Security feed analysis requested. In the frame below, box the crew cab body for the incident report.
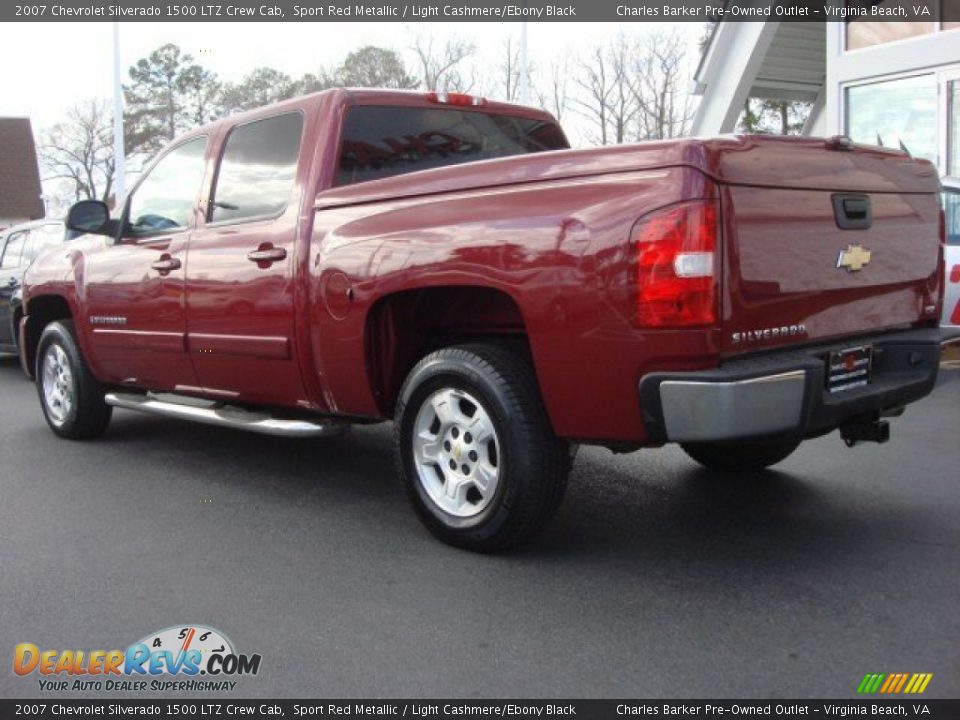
[20,89,957,551]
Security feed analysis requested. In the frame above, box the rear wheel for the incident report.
[395,344,569,552]
[681,438,801,473]
[36,320,112,439]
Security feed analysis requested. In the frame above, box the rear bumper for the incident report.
[639,327,960,444]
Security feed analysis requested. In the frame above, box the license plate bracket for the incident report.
[826,345,873,393]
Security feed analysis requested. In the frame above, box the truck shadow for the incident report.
[5,348,940,581]
[98,408,934,583]
[523,448,939,579]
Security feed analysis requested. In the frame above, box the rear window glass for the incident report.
[335,105,568,187]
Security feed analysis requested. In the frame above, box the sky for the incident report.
[0,21,706,211]
[0,21,705,129]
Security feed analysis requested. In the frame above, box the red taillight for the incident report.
[426,92,487,107]
[633,200,719,328]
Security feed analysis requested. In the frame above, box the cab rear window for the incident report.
[335,105,568,187]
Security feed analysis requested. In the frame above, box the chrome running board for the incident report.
[105,392,345,438]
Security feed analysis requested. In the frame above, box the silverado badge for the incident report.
[836,244,872,272]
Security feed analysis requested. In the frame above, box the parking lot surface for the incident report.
[1,354,958,699]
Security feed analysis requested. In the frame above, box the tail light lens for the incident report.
[633,199,719,328]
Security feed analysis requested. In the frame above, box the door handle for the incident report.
[151,255,181,274]
[247,246,287,265]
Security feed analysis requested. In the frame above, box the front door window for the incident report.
[127,137,207,237]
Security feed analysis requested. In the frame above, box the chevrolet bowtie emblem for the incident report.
[836,244,872,272]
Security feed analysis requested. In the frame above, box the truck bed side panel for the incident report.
[310,167,717,442]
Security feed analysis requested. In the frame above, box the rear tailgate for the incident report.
[712,137,943,357]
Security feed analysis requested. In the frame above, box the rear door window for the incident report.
[209,112,304,224]
[335,105,568,186]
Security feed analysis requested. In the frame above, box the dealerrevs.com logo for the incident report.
[13,625,262,693]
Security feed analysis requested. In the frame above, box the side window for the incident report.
[27,224,65,262]
[209,112,304,224]
[944,190,960,247]
[127,137,207,237]
[0,231,26,269]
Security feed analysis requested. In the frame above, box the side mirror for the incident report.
[66,200,111,236]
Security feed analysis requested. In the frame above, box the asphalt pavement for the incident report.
[1,354,958,699]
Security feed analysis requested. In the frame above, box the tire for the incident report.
[681,438,801,473]
[35,320,112,439]
[395,344,569,552]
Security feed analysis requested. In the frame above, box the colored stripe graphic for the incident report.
[893,674,909,693]
[905,673,934,694]
[857,674,885,694]
[858,673,932,694]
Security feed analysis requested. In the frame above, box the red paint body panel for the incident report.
[81,233,198,390]
[720,185,942,356]
[21,89,946,445]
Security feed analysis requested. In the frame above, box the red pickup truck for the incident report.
[20,89,957,551]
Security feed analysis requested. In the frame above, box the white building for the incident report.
[692,17,960,177]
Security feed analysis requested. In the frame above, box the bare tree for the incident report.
[536,56,571,123]
[630,30,695,140]
[571,38,637,145]
[39,100,115,204]
[571,46,613,145]
[496,36,522,102]
[607,34,639,143]
[410,34,476,92]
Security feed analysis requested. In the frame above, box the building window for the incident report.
[846,21,935,51]
[845,75,938,163]
[949,79,959,176]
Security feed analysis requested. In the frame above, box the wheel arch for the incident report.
[21,294,74,379]
[364,285,540,417]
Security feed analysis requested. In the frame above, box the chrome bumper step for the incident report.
[105,392,344,438]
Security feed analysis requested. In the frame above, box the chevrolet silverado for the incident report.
[20,89,959,551]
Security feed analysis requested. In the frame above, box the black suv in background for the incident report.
[0,219,66,353]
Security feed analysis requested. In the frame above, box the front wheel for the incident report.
[681,438,801,473]
[36,320,112,439]
[395,344,569,552]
